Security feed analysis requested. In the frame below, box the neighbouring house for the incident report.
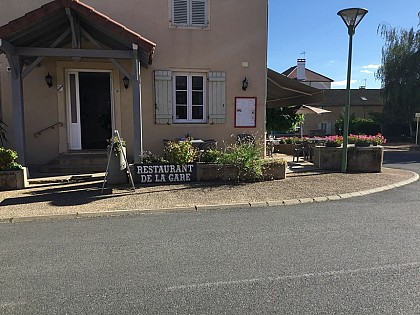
[303,88,384,136]
[0,0,270,168]
[282,59,333,90]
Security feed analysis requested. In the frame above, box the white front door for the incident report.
[67,72,82,150]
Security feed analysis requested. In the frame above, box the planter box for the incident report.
[129,162,287,184]
[196,163,238,182]
[0,167,28,190]
[313,146,383,172]
[273,143,295,155]
[262,162,286,180]
[196,162,286,182]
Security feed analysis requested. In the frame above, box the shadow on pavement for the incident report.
[0,182,114,207]
[384,150,420,165]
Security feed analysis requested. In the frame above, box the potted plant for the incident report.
[372,133,386,146]
[106,136,128,184]
[0,147,28,189]
[324,135,343,147]
[350,134,372,147]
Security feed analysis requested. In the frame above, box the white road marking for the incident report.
[166,261,420,291]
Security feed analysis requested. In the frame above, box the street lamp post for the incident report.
[337,8,368,172]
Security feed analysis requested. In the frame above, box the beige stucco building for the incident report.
[303,88,383,136]
[0,0,268,167]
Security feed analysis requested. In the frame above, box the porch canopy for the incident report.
[0,0,156,164]
[267,68,325,108]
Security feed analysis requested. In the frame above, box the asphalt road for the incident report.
[1,150,420,314]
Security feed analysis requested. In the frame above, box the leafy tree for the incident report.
[375,13,420,137]
[266,107,304,134]
[335,114,381,135]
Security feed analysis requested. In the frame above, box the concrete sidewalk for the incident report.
[0,143,418,222]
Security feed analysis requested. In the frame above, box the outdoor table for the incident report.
[176,138,204,148]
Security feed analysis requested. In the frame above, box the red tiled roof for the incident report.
[0,0,156,65]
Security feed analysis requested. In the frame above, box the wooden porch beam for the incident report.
[65,8,80,49]
[16,47,133,59]
[0,39,20,79]
[80,27,130,78]
[22,28,71,79]
[10,55,27,166]
[132,44,143,163]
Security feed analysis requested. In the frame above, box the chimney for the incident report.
[297,59,306,81]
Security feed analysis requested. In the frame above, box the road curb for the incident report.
[1,171,419,224]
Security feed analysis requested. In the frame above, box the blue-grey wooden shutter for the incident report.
[208,72,226,124]
[154,70,173,124]
[173,0,188,25]
[191,0,207,26]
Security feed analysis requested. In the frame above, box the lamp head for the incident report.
[45,73,53,88]
[123,76,129,89]
[337,8,368,35]
[242,77,249,91]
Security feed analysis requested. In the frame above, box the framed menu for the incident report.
[235,97,256,128]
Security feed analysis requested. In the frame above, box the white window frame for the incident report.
[172,0,208,27]
[173,73,207,124]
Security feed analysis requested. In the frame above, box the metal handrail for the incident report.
[34,122,63,138]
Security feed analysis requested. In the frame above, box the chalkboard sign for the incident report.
[235,97,256,128]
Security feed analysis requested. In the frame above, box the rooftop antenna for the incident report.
[363,79,367,87]
[300,51,306,59]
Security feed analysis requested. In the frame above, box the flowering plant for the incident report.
[277,136,308,144]
[324,135,343,147]
[372,133,387,145]
[107,136,126,156]
[349,134,371,144]
[348,134,387,145]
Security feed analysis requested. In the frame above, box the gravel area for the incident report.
[0,167,417,221]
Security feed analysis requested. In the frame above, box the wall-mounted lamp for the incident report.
[123,76,129,89]
[242,77,249,91]
[45,73,53,88]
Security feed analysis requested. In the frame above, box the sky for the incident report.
[268,0,420,89]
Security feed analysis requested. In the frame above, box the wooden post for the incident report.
[131,44,143,163]
[10,54,27,166]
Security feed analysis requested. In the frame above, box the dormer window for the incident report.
[172,0,208,27]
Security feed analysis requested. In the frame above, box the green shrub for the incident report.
[141,151,167,164]
[200,149,222,163]
[165,140,198,165]
[217,142,263,180]
[0,147,22,171]
[335,115,381,135]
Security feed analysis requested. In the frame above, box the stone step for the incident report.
[39,151,108,174]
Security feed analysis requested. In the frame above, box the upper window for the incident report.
[173,74,206,123]
[172,0,208,27]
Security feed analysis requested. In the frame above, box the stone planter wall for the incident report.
[273,144,295,155]
[262,162,286,180]
[0,167,28,190]
[196,162,286,182]
[313,146,383,172]
[196,164,238,182]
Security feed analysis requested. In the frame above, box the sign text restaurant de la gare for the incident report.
[134,163,196,184]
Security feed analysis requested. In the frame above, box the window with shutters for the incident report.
[154,70,225,125]
[173,73,206,123]
[172,0,208,27]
